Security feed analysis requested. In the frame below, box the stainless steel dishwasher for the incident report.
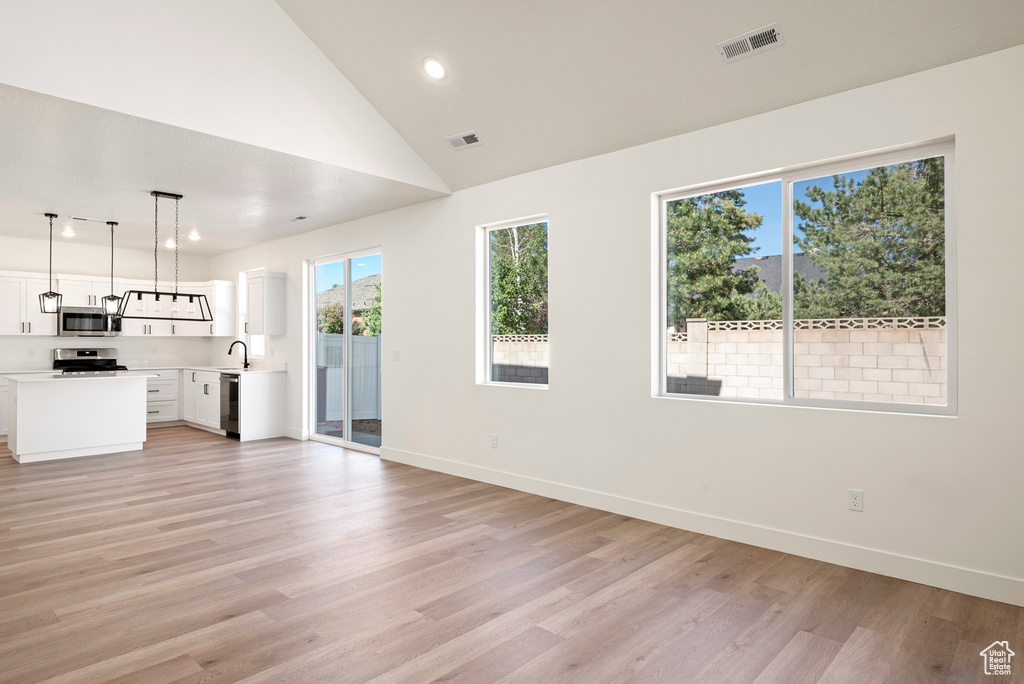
[220,374,240,438]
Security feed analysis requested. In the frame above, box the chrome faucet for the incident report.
[228,340,250,369]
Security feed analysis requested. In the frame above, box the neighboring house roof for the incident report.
[316,274,381,312]
[733,253,825,294]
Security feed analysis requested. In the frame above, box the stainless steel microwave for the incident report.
[58,307,122,337]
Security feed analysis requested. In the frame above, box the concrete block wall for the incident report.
[667,320,947,404]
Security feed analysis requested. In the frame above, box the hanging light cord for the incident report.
[110,223,114,294]
[174,197,179,296]
[154,194,159,295]
[48,214,54,291]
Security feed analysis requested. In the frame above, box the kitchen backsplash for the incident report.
[0,335,218,371]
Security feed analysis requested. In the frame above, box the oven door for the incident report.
[59,308,122,337]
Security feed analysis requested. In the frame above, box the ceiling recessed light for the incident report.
[188,231,201,241]
[423,57,446,80]
[62,228,75,238]
[165,239,176,249]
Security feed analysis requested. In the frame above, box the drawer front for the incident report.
[146,380,179,402]
[145,400,179,423]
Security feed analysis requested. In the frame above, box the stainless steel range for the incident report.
[53,348,129,376]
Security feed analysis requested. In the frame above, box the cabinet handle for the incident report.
[27,322,31,333]
[172,324,176,335]
[192,372,196,382]
[204,384,208,395]
[21,322,24,333]
[210,324,213,335]
[148,410,159,414]
[245,322,248,333]
[148,389,159,393]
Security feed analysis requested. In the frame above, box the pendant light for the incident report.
[39,213,62,313]
[101,221,121,315]
[118,191,213,322]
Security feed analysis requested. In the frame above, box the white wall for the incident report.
[209,46,1024,606]
[0,0,447,194]
[0,235,210,282]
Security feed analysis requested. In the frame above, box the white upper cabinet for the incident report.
[0,274,58,336]
[0,269,236,338]
[0,277,25,335]
[57,276,113,308]
[245,271,284,336]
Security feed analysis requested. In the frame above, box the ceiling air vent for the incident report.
[716,22,784,64]
[445,131,482,151]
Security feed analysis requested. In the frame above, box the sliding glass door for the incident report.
[312,252,382,450]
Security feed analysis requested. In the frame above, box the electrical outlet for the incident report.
[27,348,35,356]
[848,489,864,512]
[392,350,400,361]
[489,434,498,449]
[151,346,157,354]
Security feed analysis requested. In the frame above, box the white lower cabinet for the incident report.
[140,369,181,427]
[183,370,221,430]
[0,383,8,437]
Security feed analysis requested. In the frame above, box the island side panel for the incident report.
[239,372,287,441]
[7,376,148,463]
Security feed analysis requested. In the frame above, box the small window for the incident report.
[481,218,549,386]
[660,143,953,414]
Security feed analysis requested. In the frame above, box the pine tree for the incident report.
[665,190,781,329]
[793,157,945,318]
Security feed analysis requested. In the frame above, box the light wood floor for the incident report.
[1,428,1021,683]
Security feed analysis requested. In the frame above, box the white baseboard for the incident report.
[285,427,309,440]
[381,446,1024,608]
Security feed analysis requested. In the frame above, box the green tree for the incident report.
[317,301,344,334]
[793,158,945,318]
[666,190,781,329]
[362,282,382,336]
[491,223,548,335]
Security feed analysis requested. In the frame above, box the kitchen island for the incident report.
[5,373,149,463]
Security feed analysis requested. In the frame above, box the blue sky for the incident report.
[315,254,382,293]
[739,169,871,256]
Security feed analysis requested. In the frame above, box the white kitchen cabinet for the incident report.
[0,277,26,335]
[245,271,285,336]
[183,370,198,423]
[0,383,8,437]
[119,282,173,336]
[0,274,58,336]
[57,276,118,308]
[183,370,221,430]
[169,281,236,337]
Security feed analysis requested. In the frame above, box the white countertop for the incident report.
[0,365,286,376]
[183,367,286,375]
[5,373,155,383]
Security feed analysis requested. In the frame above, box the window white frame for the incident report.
[306,246,383,455]
[654,139,956,416]
[476,214,549,389]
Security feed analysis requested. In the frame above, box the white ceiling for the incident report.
[0,84,445,256]
[275,0,1024,190]
[1,0,1023,255]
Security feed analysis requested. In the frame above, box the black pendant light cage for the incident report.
[101,221,122,315]
[117,191,213,322]
[39,213,62,313]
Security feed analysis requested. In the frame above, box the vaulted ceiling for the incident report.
[0,0,1022,255]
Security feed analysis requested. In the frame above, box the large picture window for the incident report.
[481,218,549,386]
[660,143,954,413]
